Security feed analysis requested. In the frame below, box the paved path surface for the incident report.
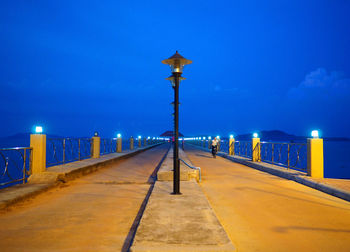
[185,145,350,252]
[0,144,169,252]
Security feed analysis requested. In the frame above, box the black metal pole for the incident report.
[173,72,181,194]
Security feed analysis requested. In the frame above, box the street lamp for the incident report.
[162,51,192,195]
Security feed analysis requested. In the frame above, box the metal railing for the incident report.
[234,141,252,158]
[46,138,92,166]
[259,142,307,172]
[0,147,32,187]
[179,158,201,182]
[100,138,117,155]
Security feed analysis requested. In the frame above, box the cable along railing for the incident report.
[46,138,92,167]
[0,147,32,187]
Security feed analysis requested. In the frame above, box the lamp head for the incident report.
[253,133,258,138]
[162,51,192,73]
[311,130,319,138]
[35,126,43,134]
[117,133,121,138]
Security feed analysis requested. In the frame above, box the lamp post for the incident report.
[162,51,192,194]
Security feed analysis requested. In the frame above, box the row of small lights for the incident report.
[34,126,321,139]
[34,126,168,140]
[188,130,320,140]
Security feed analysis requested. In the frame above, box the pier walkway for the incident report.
[184,144,350,251]
[0,143,350,251]
[0,145,168,252]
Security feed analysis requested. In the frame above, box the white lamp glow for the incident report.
[35,126,43,134]
[253,133,258,138]
[117,133,121,138]
[311,130,319,138]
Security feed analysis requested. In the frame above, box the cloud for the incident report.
[288,68,350,100]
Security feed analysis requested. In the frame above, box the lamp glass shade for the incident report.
[162,51,192,73]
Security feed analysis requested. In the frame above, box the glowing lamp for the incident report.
[311,130,319,138]
[253,133,258,138]
[162,51,192,73]
[216,135,220,139]
[208,136,212,140]
[230,135,234,139]
[35,126,43,134]
[138,135,141,139]
[117,133,121,138]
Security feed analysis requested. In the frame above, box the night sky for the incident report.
[1,0,350,138]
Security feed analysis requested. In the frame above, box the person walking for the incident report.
[211,137,219,158]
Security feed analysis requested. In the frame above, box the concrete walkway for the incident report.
[131,147,235,251]
[0,143,162,210]
[0,145,169,252]
[185,145,350,252]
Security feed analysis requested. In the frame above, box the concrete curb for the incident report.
[0,143,164,210]
[188,144,350,203]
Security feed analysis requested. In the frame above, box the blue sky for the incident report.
[1,0,349,138]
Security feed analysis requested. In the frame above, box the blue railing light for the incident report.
[230,134,234,139]
[117,133,121,138]
[35,126,43,134]
[208,136,212,140]
[253,132,258,138]
[203,137,206,140]
[216,135,220,139]
[147,136,150,139]
[311,130,319,138]
[199,137,202,140]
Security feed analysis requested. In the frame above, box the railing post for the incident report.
[307,138,324,178]
[130,137,134,150]
[229,138,235,155]
[30,134,46,174]
[208,139,211,149]
[144,137,147,146]
[252,137,261,162]
[287,144,290,169]
[217,139,221,152]
[138,137,141,148]
[117,137,122,153]
[92,136,100,158]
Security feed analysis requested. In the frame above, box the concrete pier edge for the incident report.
[188,144,350,202]
[0,143,163,210]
